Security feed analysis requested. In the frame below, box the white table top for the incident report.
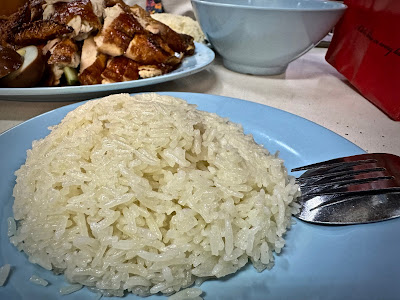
[1,47,399,156]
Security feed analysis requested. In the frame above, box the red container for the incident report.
[326,0,400,121]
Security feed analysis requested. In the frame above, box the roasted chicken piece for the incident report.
[96,3,182,67]
[79,53,107,85]
[13,20,74,47]
[94,4,144,56]
[1,0,196,87]
[130,4,195,55]
[125,32,181,66]
[104,0,126,8]
[138,64,174,79]
[28,0,45,21]
[0,0,46,47]
[78,36,108,85]
[44,38,80,86]
[101,56,140,83]
[44,0,103,40]
[47,38,80,67]
[138,65,163,79]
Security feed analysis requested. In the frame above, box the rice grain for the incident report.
[0,264,11,286]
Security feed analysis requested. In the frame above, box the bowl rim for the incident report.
[190,0,347,11]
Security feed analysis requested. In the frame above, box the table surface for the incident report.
[1,47,399,156]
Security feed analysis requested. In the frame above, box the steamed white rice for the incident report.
[29,274,49,286]
[10,93,300,297]
[0,264,11,286]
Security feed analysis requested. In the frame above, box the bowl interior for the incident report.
[191,0,346,11]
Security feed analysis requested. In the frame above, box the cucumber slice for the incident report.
[64,67,79,85]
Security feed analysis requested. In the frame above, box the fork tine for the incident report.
[300,176,399,198]
[296,165,385,183]
[291,155,376,172]
[292,153,400,173]
[293,153,400,224]
[295,191,400,225]
[293,153,400,198]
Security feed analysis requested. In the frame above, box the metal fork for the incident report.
[291,153,400,225]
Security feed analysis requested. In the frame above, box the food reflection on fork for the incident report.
[291,153,400,225]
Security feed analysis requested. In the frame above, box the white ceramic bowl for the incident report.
[191,0,346,75]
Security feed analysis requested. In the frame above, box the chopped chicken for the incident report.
[0,0,196,87]
[138,65,163,79]
[45,38,80,85]
[45,0,103,40]
[94,4,144,56]
[130,4,194,55]
[46,65,65,86]
[104,0,126,10]
[101,56,140,83]
[44,0,104,17]
[125,33,181,66]
[96,3,181,67]
[79,36,101,72]
[13,20,74,46]
[79,54,108,85]
[78,36,108,85]
[0,0,46,47]
[138,64,175,79]
[42,38,60,55]
[88,0,105,18]
[47,38,80,68]
[28,0,46,22]
[104,0,126,8]
[180,33,195,55]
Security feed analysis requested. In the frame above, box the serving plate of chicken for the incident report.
[0,0,214,101]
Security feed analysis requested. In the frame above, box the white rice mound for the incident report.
[10,93,300,297]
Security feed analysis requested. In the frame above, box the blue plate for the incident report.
[0,43,214,102]
[1,92,399,300]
